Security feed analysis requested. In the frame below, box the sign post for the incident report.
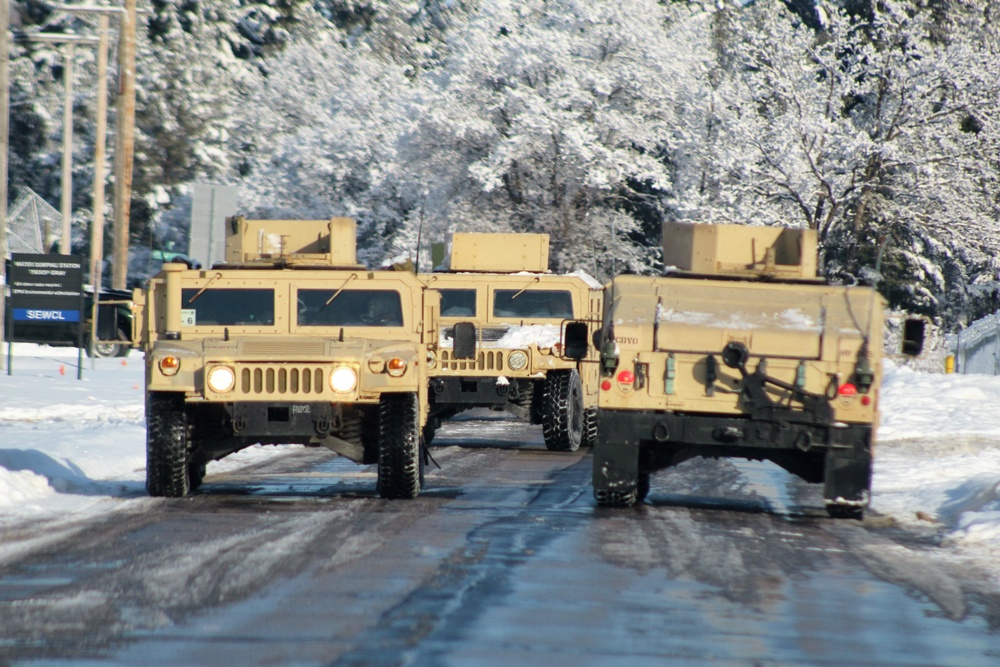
[6,254,85,378]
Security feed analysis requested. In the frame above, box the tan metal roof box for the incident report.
[448,232,550,273]
[662,221,819,280]
[224,216,361,267]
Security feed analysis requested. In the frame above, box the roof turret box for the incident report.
[224,216,363,268]
[448,232,550,273]
[662,222,819,280]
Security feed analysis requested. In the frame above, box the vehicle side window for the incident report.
[493,289,574,319]
[180,288,274,326]
[438,289,477,317]
[297,289,404,327]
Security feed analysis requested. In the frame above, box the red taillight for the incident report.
[617,370,635,385]
[601,380,612,391]
[861,395,871,406]
[838,383,858,396]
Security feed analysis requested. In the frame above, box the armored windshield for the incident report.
[438,288,477,317]
[180,288,274,326]
[297,289,404,327]
[493,289,573,319]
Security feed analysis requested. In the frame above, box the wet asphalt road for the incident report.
[1,414,999,666]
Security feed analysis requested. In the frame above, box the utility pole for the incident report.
[90,12,109,294]
[1,0,10,359]
[111,0,136,289]
[59,42,73,254]
[21,33,100,256]
[63,6,120,294]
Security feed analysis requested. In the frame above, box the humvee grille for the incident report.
[243,340,327,356]
[236,364,331,396]
[439,350,506,372]
[440,325,509,344]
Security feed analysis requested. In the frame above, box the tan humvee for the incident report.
[134,217,439,499]
[565,222,920,518]
[420,233,603,451]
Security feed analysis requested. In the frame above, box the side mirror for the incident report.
[563,321,589,360]
[453,322,477,359]
[902,318,926,357]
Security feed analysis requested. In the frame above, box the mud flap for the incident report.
[822,442,872,516]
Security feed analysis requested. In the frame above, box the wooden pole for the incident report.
[90,13,109,292]
[1,0,10,359]
[60,42,74,254]
[111,0,136,289]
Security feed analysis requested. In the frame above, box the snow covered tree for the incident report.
[378,0,717,276]
[686,0,1000,325]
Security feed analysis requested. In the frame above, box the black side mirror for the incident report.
[453,322,476,359]
[902,318,926,357]
[563,321,589,360]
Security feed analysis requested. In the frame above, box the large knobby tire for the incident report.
[146,392,192,497]
[826,503,865,520]
[581,406,599,448]
[594,485,638,508]
[541,370,585,452]
[422,416,440,446]
[377,393,423,499]
[636,472,651,503]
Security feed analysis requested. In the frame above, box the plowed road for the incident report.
[2,414,999,666]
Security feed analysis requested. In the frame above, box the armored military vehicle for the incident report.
[134,217,439,499]
[569,222,907,518]
[420,233,603,451]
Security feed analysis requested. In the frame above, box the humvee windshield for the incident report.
[181,288,275,326]
[438,289,477,317]
[493,289,573,319]
[297,289,404,327]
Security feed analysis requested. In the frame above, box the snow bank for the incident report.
[873,359,1000,554]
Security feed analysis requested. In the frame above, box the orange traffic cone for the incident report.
[59,365,65,376]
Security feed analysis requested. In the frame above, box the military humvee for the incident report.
[134,217,439,499]
[420,233,603,451]
[567,222,909,519]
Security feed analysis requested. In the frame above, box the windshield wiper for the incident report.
[323,273,359,309]
[509,276,540,300]
[187,272,222,303]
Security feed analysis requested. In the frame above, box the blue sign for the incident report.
[13,308,81,323]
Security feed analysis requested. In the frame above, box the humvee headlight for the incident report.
[330,366,358,393]
[207,365,236,393]
[508,350,528,371]
[158,356,180,376]
[386,357,407,377]
[426,350,437,369]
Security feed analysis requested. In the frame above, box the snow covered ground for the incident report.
[1,344,998,585]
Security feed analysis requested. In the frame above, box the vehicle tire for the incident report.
[88,328,130,359]
[188,461,207,492]
[594,485,638,508]
[823,446,870,520]
[146,392,191,497]
[541,369,584,452]
[636,472,651,503]
[377,393,423,499]
[422,416,439,446]
[581,406,599,448]
[826,503,864,520]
